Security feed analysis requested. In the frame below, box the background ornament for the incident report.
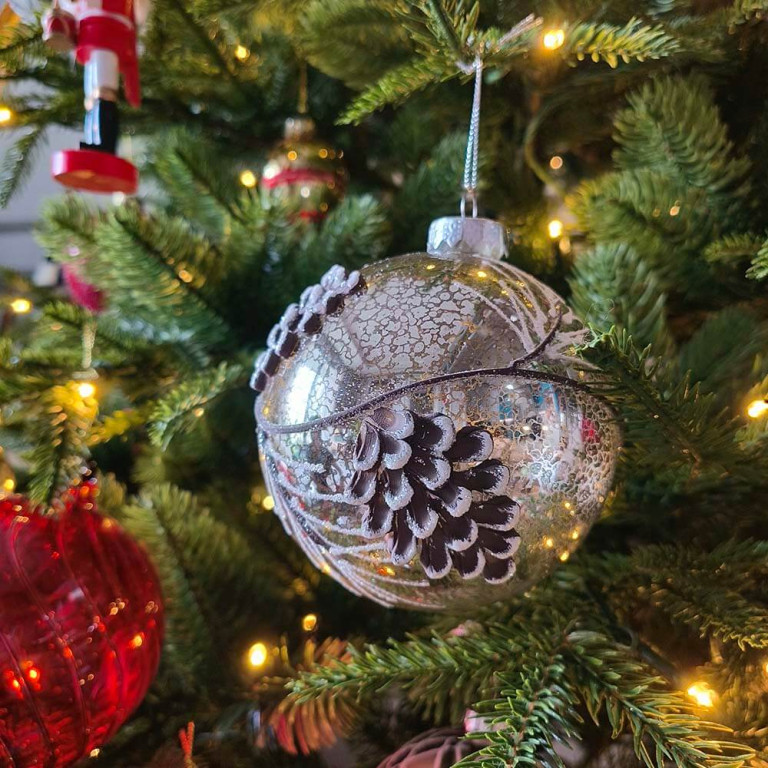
[254,216,620,611]
[376,728,485,768]
[261,116,347,222]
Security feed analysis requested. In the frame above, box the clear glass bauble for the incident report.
[256,218,620,611]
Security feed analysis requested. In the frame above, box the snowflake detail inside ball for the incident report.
[254,217,620,610]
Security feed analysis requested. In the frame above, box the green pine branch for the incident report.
[88,204,231,348]
[149,361,250,449]
[118,484,219,694]
[569,243,672,352]
[559,18,681,68]
[459,624,582,768]
[149,129,245,233]
[0,126,45,208]
[613,75,750,201]
[567,630,753,768]
[583,328,739,473]
[595,541,768,650]
[25,383,98,505]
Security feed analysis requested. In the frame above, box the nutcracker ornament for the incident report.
[42,0,147,194]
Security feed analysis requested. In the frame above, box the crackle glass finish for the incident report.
[0,485,164,767]
[257,248,620,611]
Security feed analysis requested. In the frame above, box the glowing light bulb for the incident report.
[549,155,564,170]
[559,551,570,562]
[0,106,12,125]
[239,169,257,188]
[542,28,565,50]
[10,298,32,314]
[130,633,144,648]
[248,641,268,668]
[26,666,40,682]
[262,495,275,511]
[747,399,768,419]
[2,478,15,492]
[77,382,96,399]
[234,44,249,61]
[89,749,101,758]
[301,613,318,632]
[687,683,715,708]
[476,270,488,278]
[548,219,563,239]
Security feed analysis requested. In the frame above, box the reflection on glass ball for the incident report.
[256,225,620,611]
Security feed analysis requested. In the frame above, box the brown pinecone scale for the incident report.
[347,407,520,583]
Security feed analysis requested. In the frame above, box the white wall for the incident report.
[0,124,81,273]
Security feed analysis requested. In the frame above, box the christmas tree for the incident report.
[0,1,768,767]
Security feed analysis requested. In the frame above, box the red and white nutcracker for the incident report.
[42,0,148,194]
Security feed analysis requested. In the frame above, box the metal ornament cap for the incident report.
[427,216,508,261]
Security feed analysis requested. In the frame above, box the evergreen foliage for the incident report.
[1,0,768,766]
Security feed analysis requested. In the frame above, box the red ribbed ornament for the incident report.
[0,481,164,767]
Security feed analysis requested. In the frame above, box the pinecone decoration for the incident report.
[251,265,365,393]
[348,408,520,583]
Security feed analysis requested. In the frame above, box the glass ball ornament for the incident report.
[377,728,485,768]
[0,479,163,766]
[261,116,346,222]
[254,216,620,611]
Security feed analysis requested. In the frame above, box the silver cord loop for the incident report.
[461,56,483,218]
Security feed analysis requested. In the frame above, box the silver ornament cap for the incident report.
[427,216,508,260]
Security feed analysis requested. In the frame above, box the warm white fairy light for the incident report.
[247,641,268,668]
[542,28,565,50]
[9,298,32,314]
[548,219,563,239]
[687,682,715,708]
[77,382,96,399]
[239,169,257,188]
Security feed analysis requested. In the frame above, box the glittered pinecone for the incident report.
[349,408,520,583]
[251,265,365,394]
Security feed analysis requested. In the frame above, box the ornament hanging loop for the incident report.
[460,55,483,219]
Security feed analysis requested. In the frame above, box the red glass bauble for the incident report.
[0,482,164,767]
[62,260,105,314]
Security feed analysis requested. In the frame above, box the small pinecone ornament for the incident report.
[261,116,346,222]
[377,729,484,768]
[254,216,620,611]
[255,638,353,756]
[0,479,164,767]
